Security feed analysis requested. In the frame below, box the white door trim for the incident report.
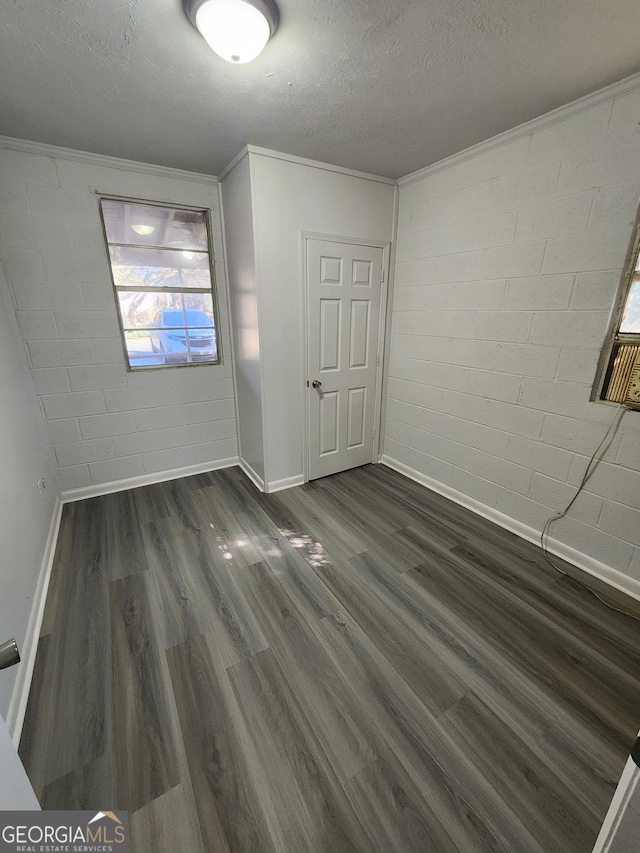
[592,746,640,852]
[300,231,391,483]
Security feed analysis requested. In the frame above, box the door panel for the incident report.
[319,391,339,455]
[352,259,373,286]
[307,239,383,480]
[347,387,366,448]
[320,299,341,370]
[320,255,343,284]
[349,300,370,368]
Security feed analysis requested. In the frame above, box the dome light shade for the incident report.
[131,224,155,236]
[185,0,279,64]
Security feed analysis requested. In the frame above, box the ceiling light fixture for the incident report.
[184,0,279,64]
[131,224,155,236]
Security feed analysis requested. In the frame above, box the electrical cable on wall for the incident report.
[539,404,639,619]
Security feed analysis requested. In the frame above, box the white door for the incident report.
[307,238,384,480]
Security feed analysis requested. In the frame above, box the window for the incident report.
[99,198,221,369]
[594,208,640,402]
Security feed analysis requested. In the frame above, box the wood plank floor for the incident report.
[19,464,640,852]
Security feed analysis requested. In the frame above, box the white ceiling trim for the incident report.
[220,144,397,185]
[218,146,251,181]
[0,134,219,185]
[398,70,640,187]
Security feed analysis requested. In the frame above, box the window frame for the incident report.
[98,194,223,372]
[592,201,640,402]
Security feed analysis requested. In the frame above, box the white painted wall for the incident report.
[0,143,238,496]
[241,148,396,488]
[220,154,265,486]
[0,260,57,720]
[385,80,640,587]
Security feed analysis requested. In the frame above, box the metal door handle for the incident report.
[312,380,322,389]
[0,639,20,671]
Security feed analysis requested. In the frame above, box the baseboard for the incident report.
[6,497,63,747]
[239,459,265,492]
[238,462,304,494]
[266,474,305,493]
[60,457,240,502]
[380,455,640,605]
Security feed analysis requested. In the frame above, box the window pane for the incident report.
[121,290,217,365]
[109,245,211,289]
[123,330,166,368]
[100,196,220,370]
[620,277,640,333]
[180,268,213,288]
[101,200,208,250]
[124,329,217,366]
[117,291,214,331]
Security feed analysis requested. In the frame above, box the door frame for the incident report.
[300,231,391,483]
[592,744,640,852]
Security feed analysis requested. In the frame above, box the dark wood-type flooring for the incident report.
[19,464,640,852]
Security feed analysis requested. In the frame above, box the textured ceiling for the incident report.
[2,0,640,179]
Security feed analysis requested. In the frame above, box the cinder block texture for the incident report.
[0,149,237,489]
[386,84,640,575]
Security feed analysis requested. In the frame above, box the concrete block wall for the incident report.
[0,144,237,493]
[0,260,57,719]
[385,81,640,580]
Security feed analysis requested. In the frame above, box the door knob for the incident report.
[0,639,20,671]
[312,380,322,389]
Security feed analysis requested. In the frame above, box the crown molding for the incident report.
[220,143,396,185]
[218,146,250,181]
[398,70,640,187]
[246,144,397,185]
[0,135,219,185]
